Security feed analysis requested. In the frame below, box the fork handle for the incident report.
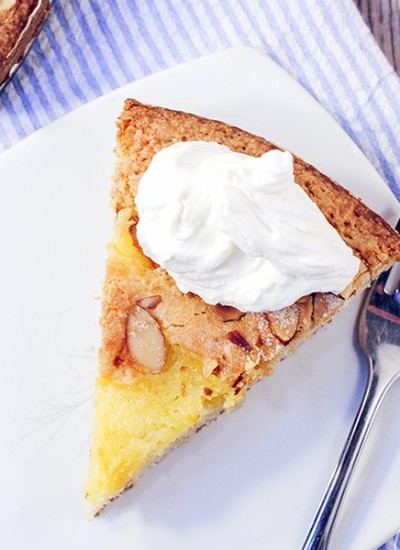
[302,359,393,550]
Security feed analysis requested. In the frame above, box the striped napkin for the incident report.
[1,1,399,548]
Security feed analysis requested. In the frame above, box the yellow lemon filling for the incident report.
[85,346,242,516]
[85,209,243,516]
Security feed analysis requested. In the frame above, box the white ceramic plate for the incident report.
[0,47,399,550]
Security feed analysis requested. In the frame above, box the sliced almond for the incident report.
[354,265,371,290]
[339,281,354,300]
[127,305,166,373]
[213,304,245,322]
[265,304,299,344]
[339,261,370,299]
[312,293,325,325]
[226,330,252,352]
[136,294,162,309]
[297,295,314,332]
[313,293,342,325]
[203,358,219,378]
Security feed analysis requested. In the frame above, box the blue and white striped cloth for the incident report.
[1,1,399,548]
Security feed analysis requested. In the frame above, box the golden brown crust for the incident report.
[0,0,50,85]
[99,99,400,384]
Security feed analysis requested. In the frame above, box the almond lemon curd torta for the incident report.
[84,99,400,517]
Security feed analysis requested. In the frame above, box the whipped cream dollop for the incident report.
[136,142,360,312]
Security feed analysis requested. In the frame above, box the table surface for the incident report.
[355,0,400,74]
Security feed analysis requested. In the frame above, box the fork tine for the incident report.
[384,262,400,295]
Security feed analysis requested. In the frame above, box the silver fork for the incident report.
[302,224,400,550]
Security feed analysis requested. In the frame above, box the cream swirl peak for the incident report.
[135,142,360,312]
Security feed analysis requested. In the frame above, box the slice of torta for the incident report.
[84,99,400,517]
